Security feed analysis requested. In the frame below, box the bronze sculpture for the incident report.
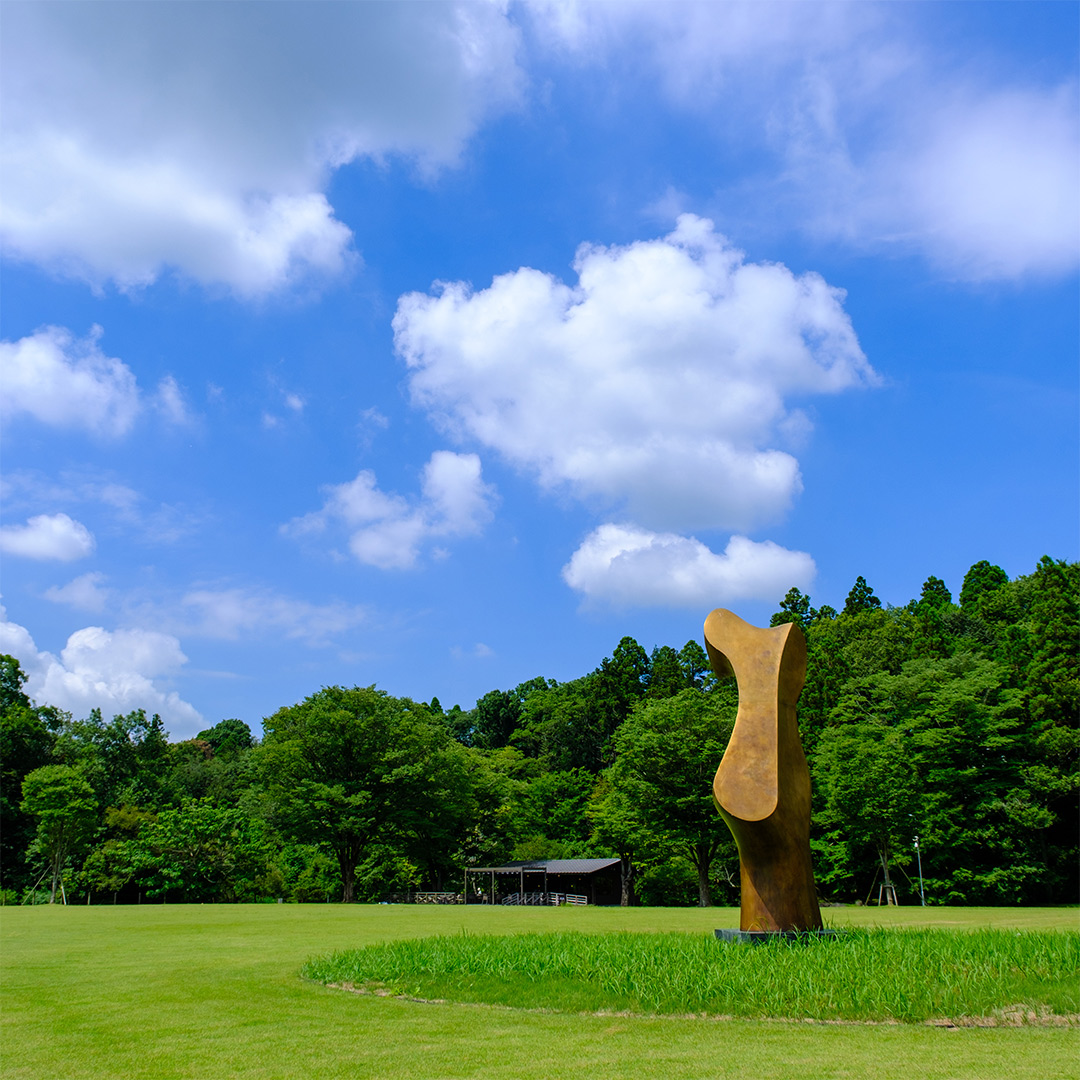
[704,608,823,933]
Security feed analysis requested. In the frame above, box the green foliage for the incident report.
[258,686,473,901]
[2,555,1075,908]
[511,768,594,855]
[132,799,282,902]
[916,575,953,614]
[0,656,58,890]
[770,586,814,629]
[609,689,737,906]
[470,688,520,749]
[960,560,1009,609]
[645,645,684,699]
[843,575,882,616]
[196,718,254,757]
[21,763,98,902]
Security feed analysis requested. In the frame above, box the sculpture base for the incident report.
[714,929,841,944]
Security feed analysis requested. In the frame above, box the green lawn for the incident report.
[2,904,1077,1080]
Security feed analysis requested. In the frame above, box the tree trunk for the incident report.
[49,851,62,904]
[694,844,712,907]
[619,852,635,906]
[336,842,360,903]
[879,844,897,905]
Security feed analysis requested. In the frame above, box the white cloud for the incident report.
[421,451,496,537]
[396,215,873,533]
[528,2,1079,281]
[177,588,367,647]
[44,572,111,614]
[40,577,367,649]
[284,450,495,570]
[0,607,201,731]
[562,524,815,609]
[1,471,201,547]
[0,326,190,437]
[883,87,1080,281]
[1,3,523,295]
[0,513,95,561]
[154,375,191,425]
[0,326,140,437]
[451,642,495,660]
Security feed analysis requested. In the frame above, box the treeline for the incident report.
[2,555,1076,907]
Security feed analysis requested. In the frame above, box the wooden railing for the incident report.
[500,891,587,906]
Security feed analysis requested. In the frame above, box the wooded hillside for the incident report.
[3,556,1075,907]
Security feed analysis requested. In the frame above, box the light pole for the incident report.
[913,835,926,906]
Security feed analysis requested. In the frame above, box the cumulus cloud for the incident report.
[528,2,1079,281]
[0,513,95,561]
[0,326,140,437]
[44,572,111,614]
[562,524,815,609]
[177,588,367,647]
[0,325,191,438]
[0,607,202,731]
[396,215,874,533]
[284,451,495,570]
[1,3,522,294]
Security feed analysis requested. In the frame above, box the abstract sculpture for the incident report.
[704,608,823,933]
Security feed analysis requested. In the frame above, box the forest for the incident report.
[2,555,1076,908]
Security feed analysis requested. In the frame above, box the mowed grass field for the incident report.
[2,903,1078,1080]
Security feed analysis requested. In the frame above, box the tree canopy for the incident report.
[0,553,1074,908]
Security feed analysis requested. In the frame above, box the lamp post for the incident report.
[913,835,926,906]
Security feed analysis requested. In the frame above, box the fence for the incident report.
[382,890,590,906]
[501,891,587,906]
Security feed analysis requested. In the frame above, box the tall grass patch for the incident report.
[304,928,1079,1024]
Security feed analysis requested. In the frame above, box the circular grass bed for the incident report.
[303,928,1079,1025]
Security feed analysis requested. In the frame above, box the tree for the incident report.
[959,560,1009,609]
[645,646,684,699]
[258,686,473,902]
[677,641,710,690]
[609,689,736,906]
[0,656,57,891]
[843,576,882,616]
[79,804,156,903]
[471,689,521,749]
[53,708,171,809]
[770,587,814,629]
[135,799,280,902]
[1020,557,1080,901]
[815,719,918,904]
[196,718,254,757]
[911,576,954,660]
[510,768,594,857]
[916,576,952,615]
[21,765,98,903]
[588,774,644,905]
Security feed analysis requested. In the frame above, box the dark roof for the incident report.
[467,858,620,875]
[542,859,620,874]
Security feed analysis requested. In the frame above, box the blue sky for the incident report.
[1,1,1076,739]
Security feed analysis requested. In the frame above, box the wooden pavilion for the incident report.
[463,858,621,906]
